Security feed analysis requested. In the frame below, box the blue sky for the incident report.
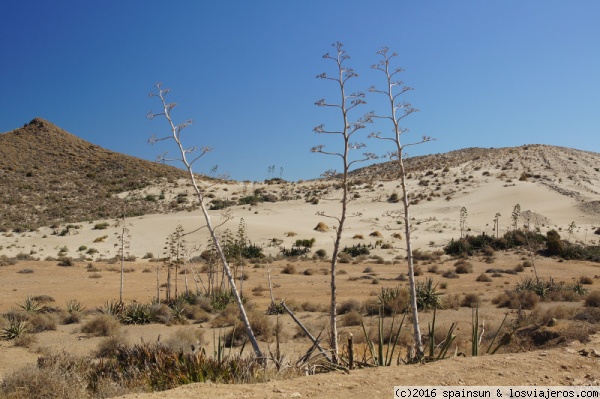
[1,1,599,181]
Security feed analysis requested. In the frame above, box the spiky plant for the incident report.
[120,302,153,325]
[415,278,443,311]
[18,295,40,313]
[1,315,30,340]
[66,299,85,313]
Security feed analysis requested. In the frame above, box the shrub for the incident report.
[546,230,564,256]
[461,293,480,308]
[81,315,121,337]
[413,249,438,261]
[280,247,310,257]
[27,313,58,333]
[342,310,363,326]
[314,222,329,232]
[513,264,525,273]
[209,199,235,210]
[338,299,362,314]
[295,238,316,248]
[476,273,492,282]
[442,269,458,279]
[364,286,409,316]
[482,245,495,256]
[427,264,439,274]
[57,257,74,267]
[281,264,296,274]
[95,334,127,358]
[493,291,539,310]
[341,244,370,257]
[94,222,110,230]
[165,328,205,353]
[0,353,91,399]
[585,291,600,307]
[444,238,472,256]
[17,268,34,274]
[579,276,594,285]
[314,249,327,258]
[454,259,473,274]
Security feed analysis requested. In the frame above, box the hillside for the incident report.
[351,144,600,214]
[0,118,188,231]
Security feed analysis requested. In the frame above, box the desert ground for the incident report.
[1,143,600,397]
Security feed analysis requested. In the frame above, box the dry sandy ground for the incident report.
[0,253,599,398]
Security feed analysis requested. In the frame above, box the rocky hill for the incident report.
[0,118,188,231]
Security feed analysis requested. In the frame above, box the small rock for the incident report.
[579,348,600,357]
[290,393,302,398]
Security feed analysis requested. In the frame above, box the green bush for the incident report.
[280,247,310,257]
[444,238,472,256]
[314,249,327,258]
[341,244,370,257]
[209,199,235,210]
[295,238,316,248]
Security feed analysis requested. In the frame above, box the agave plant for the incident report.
[415,278,443,311]
[66,299,85,313]
[1,315,30,340]
[18,296,40,313]
[169,301,188,325]
[120,302,153,325]
[101,300,124,317]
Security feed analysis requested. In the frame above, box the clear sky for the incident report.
[1,1,599,182]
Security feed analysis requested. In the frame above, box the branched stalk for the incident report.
[368,47,434,359]
[148,84,263,359]
[312,42,374,363]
